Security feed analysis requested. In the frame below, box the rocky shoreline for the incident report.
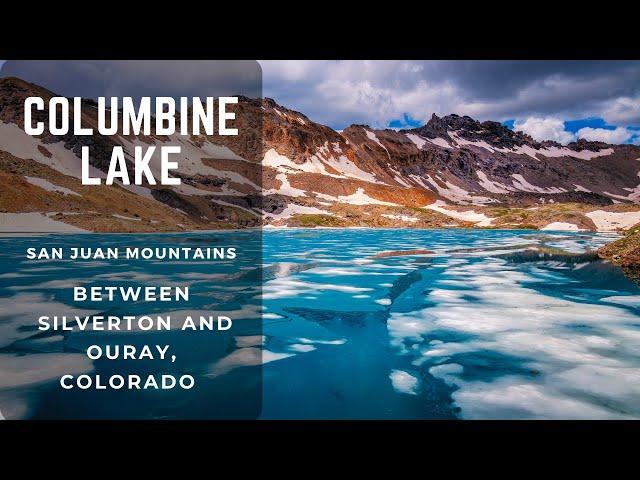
[597,225,640,282]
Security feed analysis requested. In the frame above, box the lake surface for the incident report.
[2,229,640,419]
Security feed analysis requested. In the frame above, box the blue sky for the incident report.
[388,113,422,129]
[2,60,639,145]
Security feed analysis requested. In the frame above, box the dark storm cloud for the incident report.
[424,61,639,100]
[260,60,640,129]
[0,60,262,102]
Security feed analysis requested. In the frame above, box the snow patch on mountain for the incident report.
[381,214,419,223]
[0,213,87,233]
[0,122,105,180]
[315,188,398,206]
[425,200,494,226]
[505,144,613,161]
[24,176,79,196]
[112,214,141,222]
[109,134,261,198]
[388,166,412,187]
[405,132,451,150]
[405,133,428,149]
[449,131,496,152]
[585,210,640,231]
[338,188,398,206]
[173,183,222,196]
[603,176,640,202]
[212,199,261,217]
[121,184,157,200]
[424,175,495,204]
[541,222,584,231]
[393,175,412,188]
[603,191,637,202]
[264,147,382,185]
[268,204,333,220]
[264,149,333,178]
[199,142,245,161]
[118,135,207,177]
[0,120,258,202]
[430,137,452,149]
[511,174,567,194]
[511,145,543,160]
[365,129,391,158]
[476,171,513,194]
[321,153,382,184]
[269,173,307,197]
[537,146,615,160]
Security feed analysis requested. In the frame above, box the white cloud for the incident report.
[601,96,640,125]
[513,118,634,145]
[576,126,634,144]
[513,117,575,144]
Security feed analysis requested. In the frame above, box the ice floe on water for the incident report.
[0,351,95,419]
[2,229,639,419]
[298,337,347,346]
[389,369,419,395]
[388,253,640,419]
[263,277,373,300]
[429,363,464,387]
[601,295,640,308]
[0,292,99,348]
[0,353,94,390]
[375,298,392,306]
[289,343,316,352]
[452,376,628,419]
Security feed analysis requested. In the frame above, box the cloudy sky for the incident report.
[2,60,639,145]
[260,60,640,145]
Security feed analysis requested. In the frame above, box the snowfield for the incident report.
[0,213,87,233]
[24,176,79,196]
[541,222,584,231]
[425,200,494,227]
[586,210,640,232]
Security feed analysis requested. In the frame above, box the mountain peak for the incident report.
[566,138,612,151]
[403,112,543,149]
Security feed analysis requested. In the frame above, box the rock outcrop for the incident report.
[2,75,640,233]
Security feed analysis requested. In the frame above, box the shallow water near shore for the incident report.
[2,228,640,419]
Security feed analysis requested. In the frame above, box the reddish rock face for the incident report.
[2,76,640,232]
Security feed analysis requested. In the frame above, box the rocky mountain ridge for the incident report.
[1,75,640,234]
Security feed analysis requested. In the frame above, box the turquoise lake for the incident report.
[1,228,640,419]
